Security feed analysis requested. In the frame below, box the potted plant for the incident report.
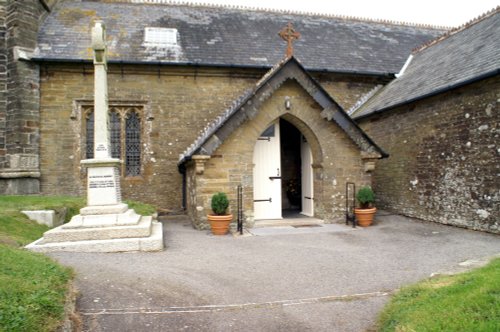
[354,186,376,227]
[207,192,233,235]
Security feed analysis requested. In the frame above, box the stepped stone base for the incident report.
[42,216,153,243]
[64,208,142,229]
[26,209,164,253]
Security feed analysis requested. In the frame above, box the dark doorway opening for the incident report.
[280,118,302,215]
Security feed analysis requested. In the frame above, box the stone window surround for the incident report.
[71,99,154,178]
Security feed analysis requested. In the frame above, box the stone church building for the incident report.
[0,1,498,232]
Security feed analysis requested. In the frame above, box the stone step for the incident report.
[63,209,142,229]
[41,216,153,243]
[254,217,324,228]
[26,221,163,253]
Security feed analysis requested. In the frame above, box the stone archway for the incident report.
[179,57,385,229]
[252,114,323,221]
[280,113,323,167]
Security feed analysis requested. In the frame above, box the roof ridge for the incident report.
[412,6,500,54]
[117,0,449,30]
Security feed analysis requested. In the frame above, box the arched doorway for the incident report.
[253,118,315,220]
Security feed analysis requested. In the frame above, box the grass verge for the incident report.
[0,196,84,247]
[0,195,157,331]
[378,258,500,331]
[0,244,73,332]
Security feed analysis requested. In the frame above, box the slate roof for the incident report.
[178,56,388,167]
[34,0,445,75]
[352,7,500,119]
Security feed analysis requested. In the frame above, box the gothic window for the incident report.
[84,106,143,177]
[125,111,141,177]
[110,111,121,159]
[85,111,94,159]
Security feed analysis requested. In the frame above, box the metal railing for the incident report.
[346,182,356,228]
[237,185,243,235]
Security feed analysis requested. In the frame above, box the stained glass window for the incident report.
[110,111,121,159]
[85,106,142,177]
[86,111,94,159]
[125,112,141,177]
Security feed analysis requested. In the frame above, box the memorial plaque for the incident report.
[87,166,120,206]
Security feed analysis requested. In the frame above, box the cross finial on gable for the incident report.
[278,22,300,58]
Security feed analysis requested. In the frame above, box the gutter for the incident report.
[30,57,395,78]
[354,68,500,121]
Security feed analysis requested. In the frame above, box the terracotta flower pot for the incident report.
[354,207,377,227]
[208,214,233,235]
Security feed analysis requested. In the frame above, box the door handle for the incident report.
[269,168,281,180]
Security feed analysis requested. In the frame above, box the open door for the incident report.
[253,121,282,220]
[301,136,314,216]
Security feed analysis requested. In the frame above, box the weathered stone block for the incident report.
[22,210,63,228]
[0,177,39,194]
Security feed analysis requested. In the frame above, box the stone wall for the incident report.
[358,76,499,233]
[0,1,6,169]
[40,64,259,209]
[0,0,58,194]
[39,63,379,211]
[186,80,374,229]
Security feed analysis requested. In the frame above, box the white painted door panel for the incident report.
[301,137,314,216]
[253,122,282,220]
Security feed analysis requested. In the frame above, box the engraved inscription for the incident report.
[86,166,120,206]
[88,174,115,189]
[114,167,122,201]
[95,144,107,152]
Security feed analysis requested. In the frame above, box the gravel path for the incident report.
[48,212,500,331]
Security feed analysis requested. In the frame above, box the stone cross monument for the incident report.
[79,21,126,214]
[26,22,163,252]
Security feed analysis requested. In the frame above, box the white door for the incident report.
[253,121,282,220]
[301,136,314,216]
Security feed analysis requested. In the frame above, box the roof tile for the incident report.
[35,0,444,75]
[353,8,500,118]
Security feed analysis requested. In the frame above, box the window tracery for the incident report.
[83,105,143,177]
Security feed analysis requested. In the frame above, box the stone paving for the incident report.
[48,212,500,331]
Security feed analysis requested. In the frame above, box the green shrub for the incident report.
[356,186,375,208]
[211,192,229,215]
